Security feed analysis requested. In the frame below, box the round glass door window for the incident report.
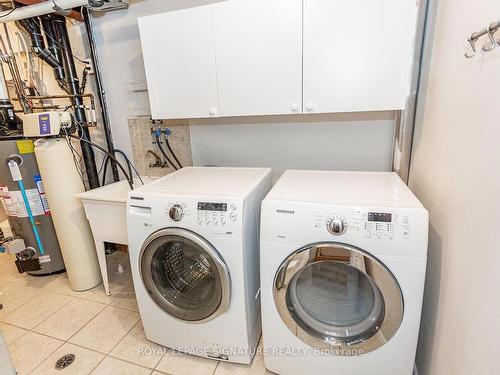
[140,229,230,322]
[287,261,384,342]
[274,243,403,354]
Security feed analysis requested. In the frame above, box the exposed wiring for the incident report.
[0,8,16,19]
[63,127,86,184]
[66,134,134,190]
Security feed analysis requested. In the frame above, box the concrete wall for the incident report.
[410,0,500,374]
[91,0,397,174]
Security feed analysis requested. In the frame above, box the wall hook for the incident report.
[481,25,498,52]
[465,37,477,58]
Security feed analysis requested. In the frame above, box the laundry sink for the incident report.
[76,177,155,295]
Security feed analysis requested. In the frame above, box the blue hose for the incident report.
[17,180,45,256]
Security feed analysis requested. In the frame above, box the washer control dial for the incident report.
[169,204,184,222]
[327,216,348,235]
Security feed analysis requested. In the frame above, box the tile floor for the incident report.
[0,231,270,374]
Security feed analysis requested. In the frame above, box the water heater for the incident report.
[0,137,65,275]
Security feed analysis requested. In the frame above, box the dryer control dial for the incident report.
[327,216,348,235]
[169,204,184,222]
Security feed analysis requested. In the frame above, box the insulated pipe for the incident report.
[0,0,90,23]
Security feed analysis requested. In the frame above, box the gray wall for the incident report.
[190,112,395,180]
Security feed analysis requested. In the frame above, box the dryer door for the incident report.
[274,242,403,355]
[140,228,230,323]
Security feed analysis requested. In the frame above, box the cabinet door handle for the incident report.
[290,104,299,112]
[306,103,314,112]
[209,107,218,116]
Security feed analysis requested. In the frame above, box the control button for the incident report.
[221,218,226,225]
[205,218,211,225]
[198,218,203,224]
[230,212,237,222]
[365,231,372,239]
[376,232,382,239]
[327,216,348,236]
[402,229,410,239]
[169,204,184,222]
[213,217,218,225]
[230,204,237,211]
[402,216,409,225]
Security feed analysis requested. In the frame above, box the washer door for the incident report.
[274,243,403,355]
[140,228,230,323]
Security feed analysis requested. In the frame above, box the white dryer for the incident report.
[260,170,428,375]
[127,167,272,364]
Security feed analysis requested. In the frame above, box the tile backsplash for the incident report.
[128,118,193,177]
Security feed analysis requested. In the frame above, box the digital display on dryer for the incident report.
[368,212,392,223]
[198,202,227,212]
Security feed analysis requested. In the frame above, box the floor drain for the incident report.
[55,354,75,370]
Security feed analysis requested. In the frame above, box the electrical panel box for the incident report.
[22,112,72,138]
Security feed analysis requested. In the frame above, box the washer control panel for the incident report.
[196,201,238,227]
[326,216,348,235]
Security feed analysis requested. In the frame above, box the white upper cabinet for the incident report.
[212,0,302,116]
[139,0,417,119]
[303,0,417,113]
[138,6,219,119]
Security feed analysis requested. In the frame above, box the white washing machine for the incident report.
[127,167,272,364]
[260,170,428,375]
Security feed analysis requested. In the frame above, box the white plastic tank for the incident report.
[34,138,101,291]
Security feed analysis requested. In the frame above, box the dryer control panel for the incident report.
[321,210,411,241]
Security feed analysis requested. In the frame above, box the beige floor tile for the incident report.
[110,322,165,369]
[8,331,63,375]
[2,292,71,329]
[0,262,28,283]
[69,305,140,353]
[156,350,219,375]
[214,354,273,375]
[31,343,105,375]
[33,298,106,340]
[91,356,151,375]
[0,284,38,318]
[0,323,27,345]
[42,275,112,305]
[109,293,139,311]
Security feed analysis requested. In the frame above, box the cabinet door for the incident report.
[303,0,417,113]
[212,0,302,117]
[139,6,220,119]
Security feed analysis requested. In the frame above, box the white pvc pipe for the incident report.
[0,0,89,23]
[0,65,9,101]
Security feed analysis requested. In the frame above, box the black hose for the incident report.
[101,150,144,186]
[164,135,183,169]
[101,155,110,186]
[114,150,132,183]
[155,134,178,171]
[114,149,144,185]
[68,135,134,189]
